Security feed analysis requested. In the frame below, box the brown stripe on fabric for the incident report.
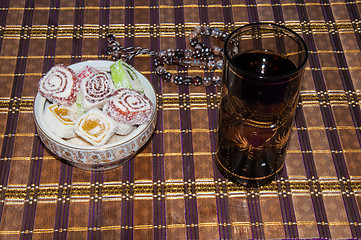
[0,0,33,225]
[244,2,266,240]
[318,1,361,238]
[270,1,299,238]
[198,0,232,239]
[173,0,199,239]
[121,1,135,239]
[295,1,335,238]
[149,1,167,239]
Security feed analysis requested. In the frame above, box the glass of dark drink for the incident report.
[216,23,308,187]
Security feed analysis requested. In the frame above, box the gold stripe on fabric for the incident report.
[1,21,360,38]
[0,221,354,235]
[1,92,361,112]
[2,148,361,162]
[0,2,358,11]
[2,180,360,202]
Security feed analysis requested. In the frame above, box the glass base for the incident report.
[216,156,284,188]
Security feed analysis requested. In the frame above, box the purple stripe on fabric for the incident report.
[0,0,10,25]
[120,1,135,239]
[246,188,264,239]
[244,2,265,240]
[222,0,233,31]
[98,0,110,59]
[71,0,84,64]
[317,1,361,238]
[278,169,298,238]
[173,0,199,239]
[270,1,299,238]
[344,2,361,235]
[43,0,59,72]
[87,172,103,240]
[294,108,331,238]
[0,0,10,54]
[246,0,259,23]
[53,0,85,238]
[20,118,45,240]
[345,0,361,48]
[149,0,167,239]
[20,151,43,240]
[197,0,232,238]
[0,0,34,223]
[53,164,73,240]
[120,161,134,239]
[86,2,110,239]
[294,1,341,238]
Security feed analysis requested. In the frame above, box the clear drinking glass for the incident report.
[216,23,308,187]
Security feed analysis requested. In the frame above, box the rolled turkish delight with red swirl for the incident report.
[38,64,80,106]
[80,71,115,110]
[77,65,99,79]
[104,88,153,125]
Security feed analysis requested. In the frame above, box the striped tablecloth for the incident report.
[1,0,361,239]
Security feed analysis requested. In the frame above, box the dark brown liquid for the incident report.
[216,50,301,187]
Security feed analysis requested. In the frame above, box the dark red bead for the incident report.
[193,76,202,86]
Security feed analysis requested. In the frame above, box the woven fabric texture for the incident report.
[0,0,361,239]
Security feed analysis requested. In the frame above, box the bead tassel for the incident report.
[107,26,227,87]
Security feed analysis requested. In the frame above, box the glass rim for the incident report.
[224,22,309,81]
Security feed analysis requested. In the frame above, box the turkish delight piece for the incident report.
[80,71,116,110]
[116,123,136,135]
[38,64,80,106]
[74,108,116,146]
[77,65,99,79]
[43,103,77,139]
[67,136,92,147]
[104,88,153,125]
[110,59,144,92]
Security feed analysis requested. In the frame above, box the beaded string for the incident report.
[106,26,228,87]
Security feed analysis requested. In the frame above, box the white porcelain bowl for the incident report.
[33,60,157,171]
